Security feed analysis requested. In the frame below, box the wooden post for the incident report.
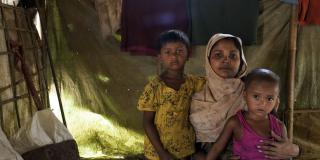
[287,5,298,141]
[0,96,3,130]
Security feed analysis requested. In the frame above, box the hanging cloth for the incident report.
[189,0,259,45]
[120,0,189,56]
[298,0,320,25]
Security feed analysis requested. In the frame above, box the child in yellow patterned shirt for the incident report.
[137,30,205,160]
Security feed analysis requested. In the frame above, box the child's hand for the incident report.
[257,131,299,159]
[159,150,175,160]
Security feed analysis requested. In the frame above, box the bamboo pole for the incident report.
[40,35,50,109]
[39,38,50,110]
[0,45,43,55]
[0,90,44,106]
[0,51,10,55]
[287,5,298,141]
[0,96,3,130]
[0,25,38,33]
[35,0,67,127]
[294,109,320,114]
[0,67,46,93]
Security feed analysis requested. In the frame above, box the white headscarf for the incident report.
[190,33,248,142]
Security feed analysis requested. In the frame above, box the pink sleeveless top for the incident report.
[233,110,283,160]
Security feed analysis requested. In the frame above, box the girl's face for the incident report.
[244,80,279,119]
[209,39,241,78]
[159,42,188,71]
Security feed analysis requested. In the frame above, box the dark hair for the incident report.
[156,30,190,54]
[211,37,243,77]
[244,68,280,89]
[220,37,242,52]
[244,68,281,116]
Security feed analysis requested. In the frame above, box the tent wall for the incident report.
[94,0,121,39]
[47,0,320,158]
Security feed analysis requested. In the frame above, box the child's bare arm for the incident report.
[143,111,174,160]
[206,116,239,160]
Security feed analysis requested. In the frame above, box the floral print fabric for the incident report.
[137,75,205,159]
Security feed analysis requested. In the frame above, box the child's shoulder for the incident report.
[269,114,287,137]
[185,74,206,90]
[148,75,161,83]
[269,114,284,124]
[143,76,162,90]
[269,114,285,128]
[186,74,205,81]
[226,114,241,127]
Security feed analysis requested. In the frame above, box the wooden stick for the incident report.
[294,109,320,114]
[34,2,50,109]
[287,5,298,141]
[35,0,67,127]
[0,51,10,55]
[0,45,42,55]
[0,90,44,105]
[0,67,46,94]
[0,25,38,33]
[10,41,45,111]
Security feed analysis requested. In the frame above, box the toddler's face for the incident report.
[209,39,241,78]
[244,80,279,118]
[159,42,188,71]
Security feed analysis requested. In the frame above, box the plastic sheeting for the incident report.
[0,127,23,160]
[10,109,73,154]
[0,0,20,6]
[46,0,320,158]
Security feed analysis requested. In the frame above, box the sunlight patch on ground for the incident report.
[49,84,144,158]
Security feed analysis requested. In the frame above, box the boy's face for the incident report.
[159,42,188,71]
[244,80,280,118]
[209,39,241,78]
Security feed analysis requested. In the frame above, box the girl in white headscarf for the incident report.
[190,33,299,159]
[190,33,247,159]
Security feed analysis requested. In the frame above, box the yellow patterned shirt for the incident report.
[137,75,205,160]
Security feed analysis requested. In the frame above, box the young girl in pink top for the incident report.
[206,68,287,160]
